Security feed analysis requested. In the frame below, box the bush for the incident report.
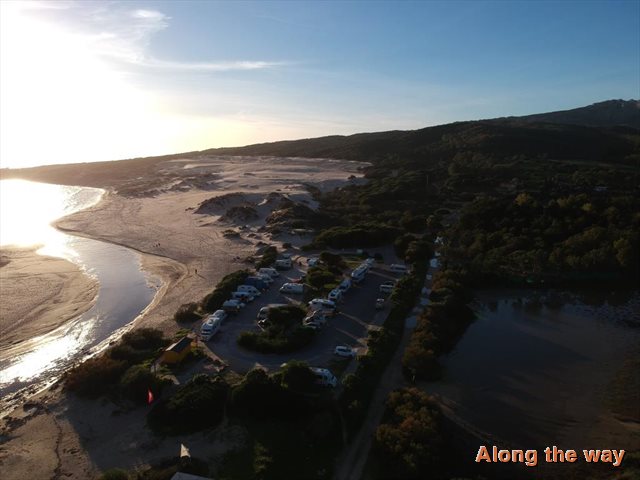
[66,328,169,399]
[256,246,278,269]
[238,327,314,354]
[174,302,201,323]
[98,469,130,480]
[65,356,128,397]
[313,223,402,249]
[148,374,229,434]
[119,364,164,403]
[201,270,249,312]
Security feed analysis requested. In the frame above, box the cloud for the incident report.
[28,4,284,73]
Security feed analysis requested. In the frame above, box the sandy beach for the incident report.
[0,248,98,352]
[0,155,365,479]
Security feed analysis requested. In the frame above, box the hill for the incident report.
[499,99,640,128]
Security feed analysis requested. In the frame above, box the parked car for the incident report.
[365,257,376,266]
[310,367,338,387]
[302,320,322,330]
[245,276,269,290]
[328,288,343,302]
[257,273,274,284]
[222,300,244,313]
[379,282,395,294]
[307,257,320,267]
[232,291,254,302]
[303,311,326,326]
[280,283,304,294]
[334,345,356,358]
[375,298,385,309]
[257,304,287,321]
[338,278,352,292]
[211,309,228,322]
[390,264,409,274]
[238,285,261,297]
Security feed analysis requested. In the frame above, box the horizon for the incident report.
[1,0,639,169]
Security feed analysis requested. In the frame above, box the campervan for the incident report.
[257,304,288,321]
[258,267,280,278]
[238,285,261,297]
[222,300,244,313]
[232,291,254,303]
[390,264,409,274]
[275,258,292,270]
[308,298,337,317]
[200,315,222,341]
[328,288,343,302]
[338,278,352,292]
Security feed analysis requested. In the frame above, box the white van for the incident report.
[280,283,304,294]
[338,278,351,292]
[328,288,343,302]
[351,267,366,284]
[390,264,409,274]
[310,367,338,387]
[232,291,254,302]
[258,267,280,278]
[238,285,261,297]
[275,258,292,270]
[308,298,337,317]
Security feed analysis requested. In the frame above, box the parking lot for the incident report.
[203,255,405,375]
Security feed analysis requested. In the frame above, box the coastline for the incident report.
[0,248,99,354]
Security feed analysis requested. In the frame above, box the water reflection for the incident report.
[0,180,158,412]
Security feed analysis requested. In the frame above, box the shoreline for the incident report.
[0,248,99,354]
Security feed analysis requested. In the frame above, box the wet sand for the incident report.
[0,248,98,353]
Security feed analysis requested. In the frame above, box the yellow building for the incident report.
[160,336,193,364]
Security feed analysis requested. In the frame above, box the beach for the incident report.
[0,248,98,353]
[0,155,365,479]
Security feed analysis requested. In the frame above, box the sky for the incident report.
[1,0,638,168]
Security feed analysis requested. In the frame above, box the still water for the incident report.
[428,290,640,450]
[0,180,159,412]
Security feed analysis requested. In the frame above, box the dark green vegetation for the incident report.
[175,270,249,322]
[403,269,475,380]
[201,269,249,312]
[148,374,229,434]
[443,191,639,285]
[65,328,169,401]
[255,245,278,269]
[237,305,314,353]
[372,388,443,480]
[304,251,348,296]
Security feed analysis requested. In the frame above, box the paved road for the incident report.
[202,259,403,374]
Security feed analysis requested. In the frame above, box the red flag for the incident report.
[147,388,154,404]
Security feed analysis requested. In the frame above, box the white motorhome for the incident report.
[258,267,280,278]
[275,258,292,270]
[238,285,261,297]
[308,298,337,316]
[200,315,222,341]
[310,367,338,387]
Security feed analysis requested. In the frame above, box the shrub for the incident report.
[98,469,130,480]
[374,387,443,479]
[256,246,278,269]
[148,374,229,434]
[65,356,128,397]
[119,364,163,403]
[201,270,249,312]
[174,302,201,323]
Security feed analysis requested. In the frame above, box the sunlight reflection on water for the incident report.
[0,180,158,410]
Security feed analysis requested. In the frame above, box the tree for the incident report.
[280,361,316,393]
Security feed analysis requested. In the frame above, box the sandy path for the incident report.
[0,249,98,352]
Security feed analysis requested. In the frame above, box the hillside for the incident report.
[501,99,640,128]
